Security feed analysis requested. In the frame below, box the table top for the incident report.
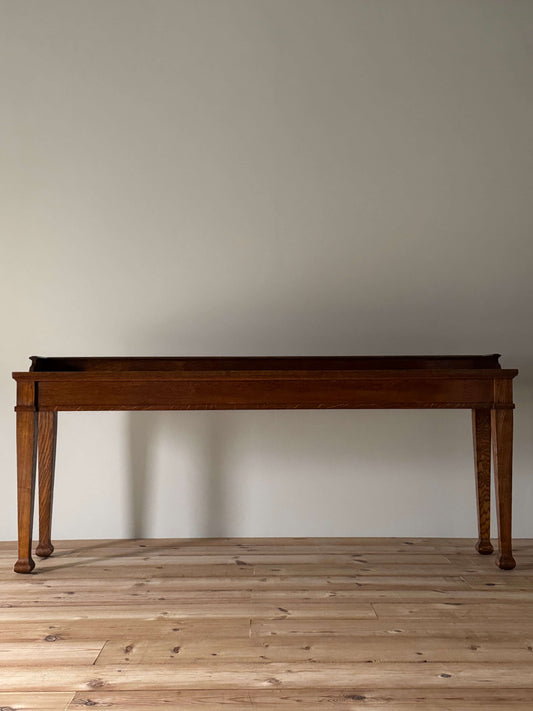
[13,354,518,381]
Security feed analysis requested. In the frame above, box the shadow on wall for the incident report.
[126,405,478,540]
[128,410,230,539]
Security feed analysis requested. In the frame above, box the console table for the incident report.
[13,354,518,574]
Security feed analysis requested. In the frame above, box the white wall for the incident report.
[1,0,532,542]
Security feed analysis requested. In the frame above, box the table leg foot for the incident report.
[475,539,494,555]
[14,557,35,574]
[35,542,54,558]
[496,553,516,570]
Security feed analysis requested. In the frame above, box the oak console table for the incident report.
[13,354,518,574]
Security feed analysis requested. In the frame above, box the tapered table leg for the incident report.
[36,411,57,558]
[472,409,493,554]
[14,411,38,574]
[491,407,516,570]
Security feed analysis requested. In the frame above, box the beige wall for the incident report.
[1,0,532,541]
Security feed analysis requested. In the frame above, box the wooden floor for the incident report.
[0,538,533,710]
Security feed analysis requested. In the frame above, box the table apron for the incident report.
[30,377,507,411]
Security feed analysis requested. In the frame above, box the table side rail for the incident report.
[21,374,514,411]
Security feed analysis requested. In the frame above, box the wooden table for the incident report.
[12,354,518,574]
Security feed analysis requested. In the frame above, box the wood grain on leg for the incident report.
[36,411,58,558]
[491,407,516,570]
[472,409,493,555]
[14,411,38,574]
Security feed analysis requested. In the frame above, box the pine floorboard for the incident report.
[0,537,532,710]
